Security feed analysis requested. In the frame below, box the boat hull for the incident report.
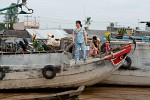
[100,41,150,86]
[101,69,150,86]
[0,53,125,89]
[111,41,150,70]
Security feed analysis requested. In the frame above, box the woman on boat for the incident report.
[72,20,87,62]
[88,36,101,57]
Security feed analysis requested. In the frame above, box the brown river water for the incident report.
[0,86,150,100]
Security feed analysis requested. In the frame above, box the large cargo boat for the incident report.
[0,42,131,89]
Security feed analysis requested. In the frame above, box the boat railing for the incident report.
[100,36,150,43]
[0,50,64,55]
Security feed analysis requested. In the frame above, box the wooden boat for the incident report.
[0,53,124,89]
[2,86,85,100]
[100,41,150,86]
[99,24,150,86]
[110,41,150,70]
[101,69,150,86]
[0,43,131,89]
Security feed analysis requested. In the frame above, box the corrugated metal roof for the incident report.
[26,29,68,40]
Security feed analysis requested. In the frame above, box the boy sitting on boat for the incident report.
[88,36,101,57]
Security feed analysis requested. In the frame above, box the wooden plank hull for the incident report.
[100,41,150,86]
[0,58,124,89]
[101,69,150,86]
[110,41,150,70]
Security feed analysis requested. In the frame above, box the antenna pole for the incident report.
[24,15,32,29]
[34,17,36,28]
[138,18,140,28]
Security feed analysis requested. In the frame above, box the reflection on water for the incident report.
[1,86,150,100]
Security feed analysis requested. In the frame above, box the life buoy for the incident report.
[120,56,132,69]
[42,65,56,79]
[0,68,5,80]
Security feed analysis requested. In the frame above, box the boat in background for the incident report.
[101,69,150,86]
[100,22,150,86]
[100,41,150,86]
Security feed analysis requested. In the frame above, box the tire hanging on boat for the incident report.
[42,65,56,79]
[120,56,132,69]
[0,68,5,80]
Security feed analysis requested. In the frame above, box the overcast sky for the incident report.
[0,0,150,30]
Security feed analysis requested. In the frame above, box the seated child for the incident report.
[88,36,101,57]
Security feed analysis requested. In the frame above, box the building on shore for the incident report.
[64,29,106,38]
[13,22,40,30]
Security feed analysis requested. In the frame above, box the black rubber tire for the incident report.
[42,65,56,79]
[51,35,54,38]
[23,38,29,46]
[120,56,132,69]
[0,68,5,80]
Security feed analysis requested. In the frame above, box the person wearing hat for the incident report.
[88,36,101,57]
[72,20,87,62]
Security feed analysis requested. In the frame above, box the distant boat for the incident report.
[100,40,150,86]
[101,69,150,86]
[98,22,150,86]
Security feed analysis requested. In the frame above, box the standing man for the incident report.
[72,20,87,62]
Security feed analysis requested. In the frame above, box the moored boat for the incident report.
[100,41,150,86]
[99,23,150,86]
[0,43,131,89]
[2,86,85,100]
[101,69,150,86]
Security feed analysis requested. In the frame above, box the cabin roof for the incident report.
[26,29,68,40]
[3,30,31,38]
